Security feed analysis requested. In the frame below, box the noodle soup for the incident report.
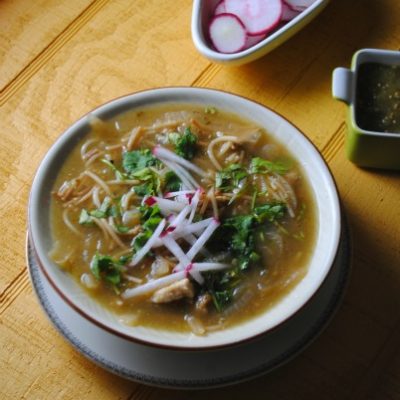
[50,105,316,334]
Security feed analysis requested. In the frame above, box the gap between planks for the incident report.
[191,63,222,88]
[0,269,30,316]
[0,0,109,107]
[321,122,346,163]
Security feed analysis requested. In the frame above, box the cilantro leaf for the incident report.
[79,209,94,226]
[164,171,181,192]
[122,149,158,174]
[173,127,198,160]
[131,204,163,252]
[250,157,290,175]
[101,159,126,181]
[90,253,122,291]
[215,163,248,192]
[79,197,121,226]
[253,203,286,223]
[130,167,161,196]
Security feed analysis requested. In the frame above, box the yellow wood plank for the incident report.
[0,0,95,90]
[0,285,135,399]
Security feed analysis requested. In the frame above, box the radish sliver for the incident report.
[284,0,317,11]
[282,2,301,21]
[225,0,283,35]
[214,0,226,15]
[209,13,247,53]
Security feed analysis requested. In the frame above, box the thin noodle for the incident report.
[83,171,112,196]
[97,218,128,249]
[80,138,98,160]
[218,141,233,156]
[92,186,101,208]
[92,218,111,249]
[67,187,94,207]
[208,187,219,219]
[127,127,143,151]
[106,179,140,185]
[85,151,104,166]
[105,144,123,151]
[121,190,136,211]
[62,209,82,236]
[207,135,242,170]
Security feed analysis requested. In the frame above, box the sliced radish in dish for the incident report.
[225,0,283,35]
[209,13,247,54]
[214,0,226,15]
[284,0,317,11]
[245,33,266,48]
[281,2,301,21]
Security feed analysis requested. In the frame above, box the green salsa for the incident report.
[356,62,400,134]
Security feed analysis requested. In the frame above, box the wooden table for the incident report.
[1,0,399,398]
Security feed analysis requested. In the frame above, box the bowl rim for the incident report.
[28,86,341,351]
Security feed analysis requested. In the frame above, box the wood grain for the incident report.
[0,0,95,91]
[0,0,399,398]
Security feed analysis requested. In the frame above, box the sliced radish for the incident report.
[284,0,316,11]
[245,33,266,48]
[282,2,301,21]
[175,218,220,271]
[129,219,166,267]
[122,270,186,299]
[215,0,226,15]
[153,146,206,177]
[209,13,247,54]
[225,0,283,35]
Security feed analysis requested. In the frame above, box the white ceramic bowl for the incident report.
[191,0,330,66]
[28,87,341,350]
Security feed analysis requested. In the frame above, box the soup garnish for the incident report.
[50,105,315,334]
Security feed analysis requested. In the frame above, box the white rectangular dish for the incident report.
[191,0,331,66]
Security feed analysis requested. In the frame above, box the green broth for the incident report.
[356,63,400,133]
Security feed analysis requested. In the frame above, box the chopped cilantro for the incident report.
[212,202,286,272]
[164,171,181,192]
[101,159,126,181]
[131,204,163,252]
[79,209,94,226]
[90,254,122,292]
[114,224,130,234]
[253,203,286,223]
[130,167,161,196]
[172,127,198,160]
[250,157,290,175]
[204,106,217,115]
[215,163,248,192]
[79,197,121,225]
[122,149,158,174]
[203,267,242,311]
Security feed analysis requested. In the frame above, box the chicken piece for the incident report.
[151,278,194,304]
[195,293,212,314]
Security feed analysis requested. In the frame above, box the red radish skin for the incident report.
[284,0,316,11]
[225,0,283,35]
[214,0,226,15]
[245,33,266,48]
[209,13,247,54]
[282,2,301,21]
